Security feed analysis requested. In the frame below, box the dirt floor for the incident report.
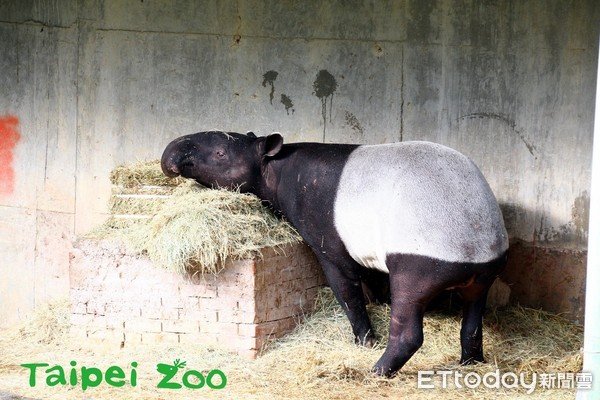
[0,289,583,400]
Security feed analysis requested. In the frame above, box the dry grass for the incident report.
[5,160,581,398]
[87,160,302,274]
[109,160,186,188]
[0,289,583,400]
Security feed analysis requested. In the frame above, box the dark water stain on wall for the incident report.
[313,70,337,141]
[533,200,589,246]
[280,94,294,115]
[502,239,586,323]
[572,191,590,241]
[499,203,528,236]
[344,111,364,137]
[533,214,577,244]
[262,70,278,104]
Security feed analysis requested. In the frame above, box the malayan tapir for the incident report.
[160,131,509,377]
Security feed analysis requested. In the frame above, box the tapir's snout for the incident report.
[160,150,180,178]
[161,137,190,178]
[161,158,180,177]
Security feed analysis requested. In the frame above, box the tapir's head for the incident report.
[161,131,283,192]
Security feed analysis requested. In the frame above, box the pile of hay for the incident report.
[88,160,302,273]
[275,289,583,375]
[0,288,583,399]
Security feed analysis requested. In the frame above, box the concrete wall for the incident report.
[0,0,598,325]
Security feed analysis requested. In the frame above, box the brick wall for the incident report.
[69,239,326,358]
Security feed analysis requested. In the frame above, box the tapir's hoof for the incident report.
[372,363,397,378]
[364,336,377,348]
[460,355,485,365]
[356,334,377,348]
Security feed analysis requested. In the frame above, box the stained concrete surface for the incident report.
[0,0,598,324]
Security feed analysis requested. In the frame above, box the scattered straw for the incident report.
[87,160,302,274]
[17,299,71,345]
[109,160,186,188]
[0,288,583,399]
[0,298,71,374]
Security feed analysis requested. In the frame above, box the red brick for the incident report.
[71,302,87,314]
[237,323,257,337]
[87,327,125,343]
[103,316,125,330]
[124,332,143,344]
[253,321,280,338]
[69,251,92,288]
[218,335,259,350]
[218,283,254,299]
[186,272,218,286]
[233,270,256,287]
[70,313,95,327]
[251,317,296,338]
[180,308,218,322]
[162,319,199,334]
[86,297,107,316]
[279,267,296,282]
[71,239,323,357]
[120,307,142,318]
[69,326,88,340]
[177,333,198,344]
[265,306,296,322]
[180,332,220,347]
[141,332,180,344]
[236,298,256,313]
[160,295,185,309]
[216,308,256,324]
[267,292,284,309]
[180,282,218,298]
[216,322,239,336]
[140,306,179,320]
[236,349,259,360]
[199,321,223,335]
[212,293,243,310]
[305,287,320,305]
[285,278,307,295]
[305,275,323,290]
[125,318,162,333]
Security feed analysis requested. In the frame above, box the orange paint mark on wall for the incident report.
[0,116,21,196]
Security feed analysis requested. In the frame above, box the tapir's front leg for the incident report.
[316,255,377,347]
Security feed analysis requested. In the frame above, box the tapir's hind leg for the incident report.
[373,253,506,377]
[372,258,449,377]
[456,282,491,364]
[373,287,428,377]
[457,254,507,364]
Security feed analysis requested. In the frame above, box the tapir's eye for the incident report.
[216,150,226,158]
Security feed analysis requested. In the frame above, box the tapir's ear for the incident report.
[264,132,283,158]
[246,131,257,138]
